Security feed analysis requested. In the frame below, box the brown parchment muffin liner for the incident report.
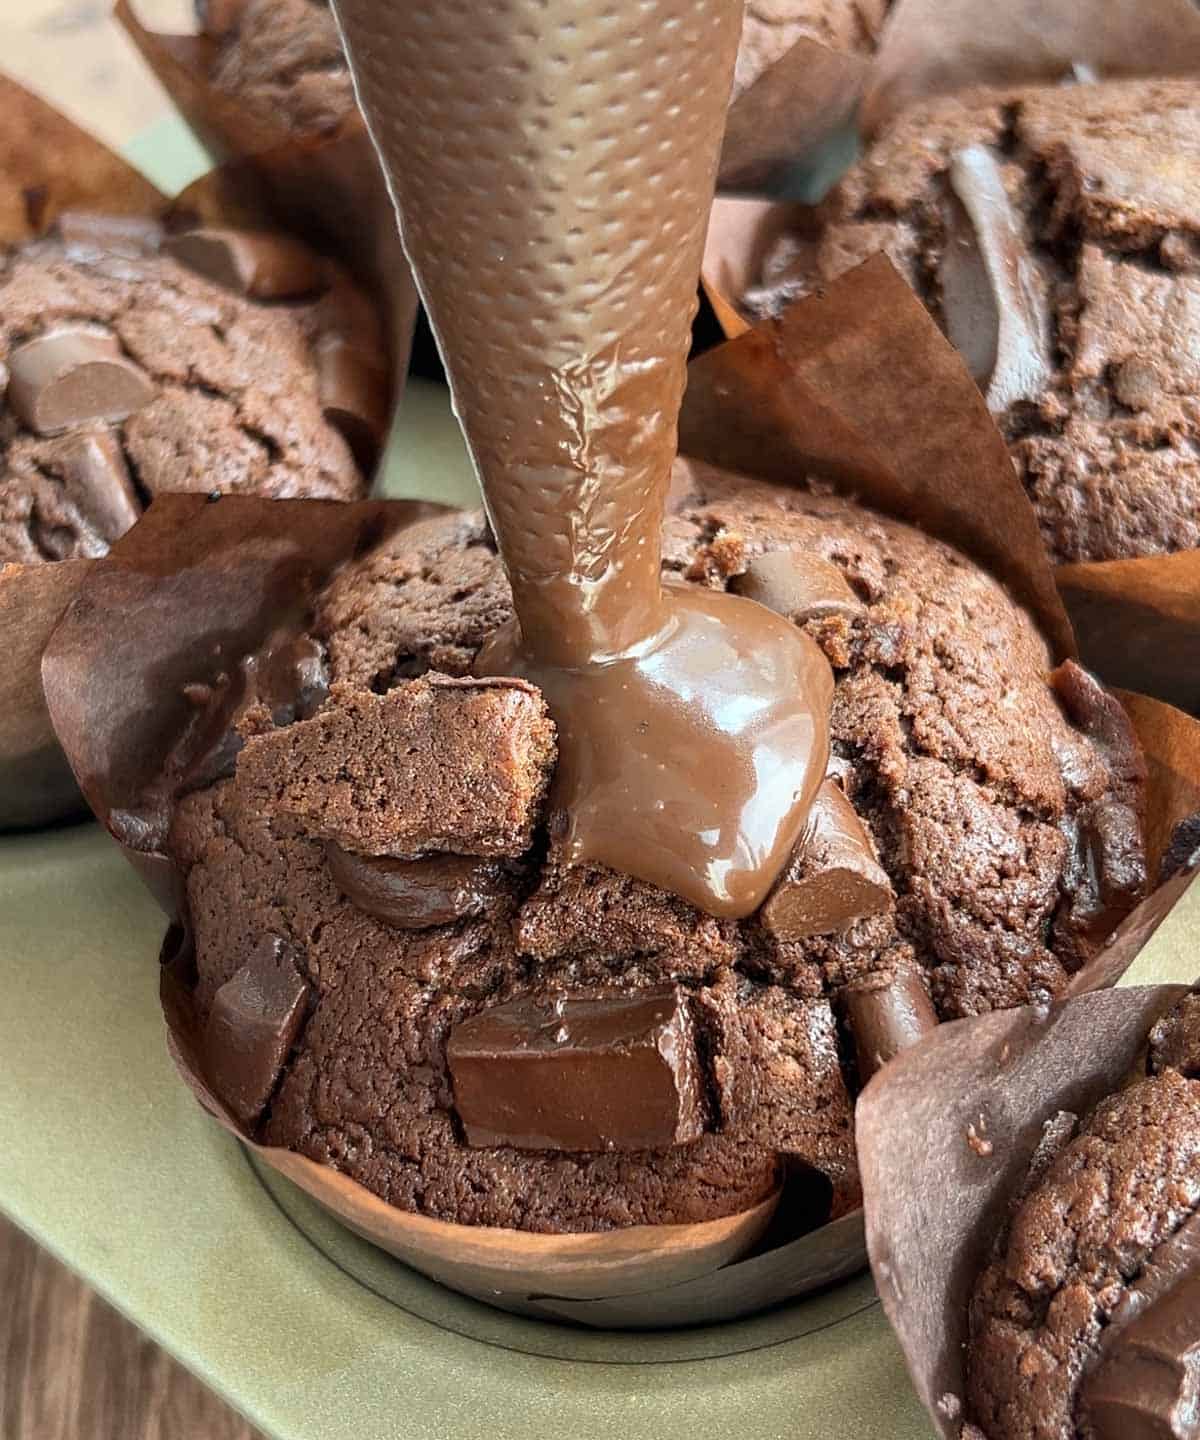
[115,0,417,381]
[0,77,411,830]
[42,263,1200,1325]
[718,0,1200,198]
[856,974,1200,1438]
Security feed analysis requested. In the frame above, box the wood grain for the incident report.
[0,1215,260,1440]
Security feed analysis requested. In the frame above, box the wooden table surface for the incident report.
[2,3,258,1437]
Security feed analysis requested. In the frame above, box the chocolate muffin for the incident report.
[198,0,355,136]
[739,80,1200,564]
[966,991,1200,1440]
[163,459,1146,1233]
[0,216,382,566]
[734,0,889,99]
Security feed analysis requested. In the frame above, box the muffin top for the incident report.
[967,992,1200,1440]
[733,0,890,99]
[198,0,356,135]
[0,216,383,566]
[162,461,1146,1233]
[741,79,1200,564]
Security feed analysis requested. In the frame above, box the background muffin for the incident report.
[0,218,383,566]
[736,80,1200,565]
[163,460,1145,1233]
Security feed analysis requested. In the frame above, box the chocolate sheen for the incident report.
[325,843,510,929]
[7,324,155,436]
[843,969,938,1082]
[163,228,325,301]
[201,935,310,1127]
[730,550,865,624]
[446,986,706,1152]
[759,779,894,940]
[333,0,833,919]
[1081,1211,1200,1440]
[941,145,1052,414]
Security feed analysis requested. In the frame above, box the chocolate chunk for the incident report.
[1149,994,1200,1080]
[7,325,155,435]
[759,780,894,941]
[842,969,938,1082]
[43,429,140,543]
[314,333,390,472]
[201,936,309,1127]
[171,632,329,796]
[163,228,325,300]
[325,843,512,928]
[447,986,706,1152]
[55,210,163,259]
[730,550,864,625]
[1081,1255,1200,1440]
[235,676,556,859]
[941,145,1052,413]
[1161,813,1200,883]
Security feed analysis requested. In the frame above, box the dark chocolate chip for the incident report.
[43,428,140,543]
[325,843,512,928]
[163,227,326,300]
[201,935,309,1127]
[315,333,390,472]
[940,145,1052,413]
[7,325,156,435]
[1160,813,1200,885]
[1080,1215,1200,1440]
[843,970,938,1082]
[759,780,894,941]
[730,550,863,625]
[1148,994,1200,1080]
[447,986,706,1152]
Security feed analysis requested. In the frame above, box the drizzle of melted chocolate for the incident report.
[333,0,833,917]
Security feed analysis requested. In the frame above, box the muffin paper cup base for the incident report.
[40,265,1200,1324]
[856,980,1195,1437]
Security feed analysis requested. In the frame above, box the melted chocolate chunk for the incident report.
[1081,1213,1200,1440]
[7,324,155,435]
[163,227,325,300]
[730,550,864,625]
[1150,994,1200,1080]
[314,332,390,471]
[1161,814,1200,884]
[842,969,938,1082]
[759,780,894,941]
[201,935,310,1126]
[43,428,140,544]
[447,987,706,1152]
[940,145,1052,413]
[325,843,513,928]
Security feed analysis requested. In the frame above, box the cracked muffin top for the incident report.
[738,79,1200,564]
[0,216,385,566]
[160,460,1147,1234]
[966,992,1200,1440]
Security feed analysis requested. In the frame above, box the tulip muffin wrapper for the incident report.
[42,266,1200,1325]
[0,75,414,830]
[116,0,417,383]
[855,978,1200,1438]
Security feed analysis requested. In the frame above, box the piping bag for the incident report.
[329,0,834,921]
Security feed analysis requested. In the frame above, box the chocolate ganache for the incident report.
[332,0,833,918]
